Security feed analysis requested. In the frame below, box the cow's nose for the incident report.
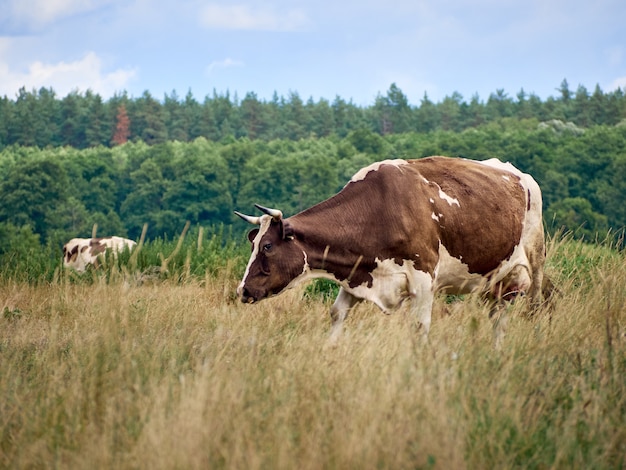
[239,286,256,304]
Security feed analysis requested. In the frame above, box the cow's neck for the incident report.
[289,190,377,286]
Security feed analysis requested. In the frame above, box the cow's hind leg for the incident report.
[329,287,360,342]
[489,264,532,349]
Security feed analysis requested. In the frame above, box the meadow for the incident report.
[1,234,625,469]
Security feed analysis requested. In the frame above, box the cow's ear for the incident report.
[247,229,259,243]
[282,222,295,240]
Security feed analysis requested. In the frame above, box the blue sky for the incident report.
[1,0,625,106]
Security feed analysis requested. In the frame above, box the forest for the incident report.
[0,79,625,261]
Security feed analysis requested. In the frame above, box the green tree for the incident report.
[439,92,463,131]
[295,152,338,211]
[572,85,591,127]
[85,91,110,147]
[184,90,204,140]
[373,83,412,134]
[9,88,39,146]
[120,158,168,238]
[415,92,438,133]
[45,196,91,246]
[347,128,387,155]
[0,158,69,240]
[220,138,256,208]
[283,91,308,139]
[589,84,607,124]
[60,91,87,148]
[239,92,267,139]
[332,96,366,137]
[210,90,237,140]
[0,95,11,148]
[164,90,189,142]
[556,78,572,120]
[131,91,167,144]
[515,89,534,120]
[465,93,487,127]
[163,147,233,226]
[0,222,41,256]
[196,96,220,141]
[238,152,302,215]
[486,89,514,120]
[88,210,127,238]
[547,197,609,240]
[36,87,61,147]
[307,97,335,137]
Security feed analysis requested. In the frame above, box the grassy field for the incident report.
[1,236,625,469]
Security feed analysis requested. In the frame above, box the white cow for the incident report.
[62,236,137,272]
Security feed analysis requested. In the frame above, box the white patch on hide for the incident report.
[237,214,273,297]
[346,258,432,314]
[349,159,408,183]
[433,242,533,297]
[438,188,460,207]
[433,244,486,294]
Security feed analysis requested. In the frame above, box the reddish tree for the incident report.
[111,104,130,146]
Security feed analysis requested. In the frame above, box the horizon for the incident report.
[3,78,620,107]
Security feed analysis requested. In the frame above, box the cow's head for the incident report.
[235,204,306,303]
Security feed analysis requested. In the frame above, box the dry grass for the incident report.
[1,238,625,469]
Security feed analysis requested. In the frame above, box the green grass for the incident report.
[0,235,624,469]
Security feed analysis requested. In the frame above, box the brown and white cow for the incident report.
[235,156,546,343]
[62,236,137,272]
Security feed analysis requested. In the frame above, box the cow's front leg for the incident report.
[328,287,360,342]
[408,271,435,340]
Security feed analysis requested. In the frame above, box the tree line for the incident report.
[1,79,625,149]
[1,117,625,260]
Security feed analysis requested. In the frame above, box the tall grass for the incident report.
[0,235,624,469]
[0,224,250,285]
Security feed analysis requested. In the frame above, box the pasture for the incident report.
[1,234,625,469]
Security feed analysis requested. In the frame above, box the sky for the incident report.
[1,0,625,106]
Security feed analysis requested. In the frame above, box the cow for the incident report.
[234,156,547,345]
[62,236,137,272]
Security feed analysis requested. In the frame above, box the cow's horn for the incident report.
[254,204,283,220]
[234,211,261,225]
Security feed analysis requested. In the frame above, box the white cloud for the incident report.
[6,0,113,29]
[199,4,310,31]
[0,50,137,98]
[205,58,244,76]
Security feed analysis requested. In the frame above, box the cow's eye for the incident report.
[263,243,273,252]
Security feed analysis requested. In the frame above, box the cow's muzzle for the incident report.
[241,295,256,304]
[238,285,257,304]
